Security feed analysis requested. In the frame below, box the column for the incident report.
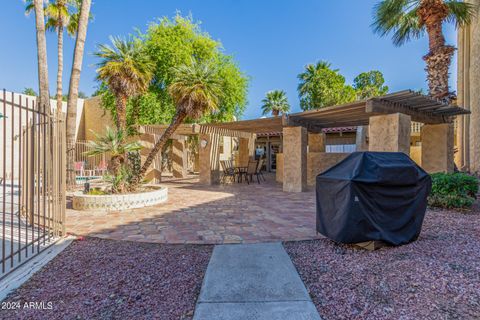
[421,123,454,173]
[355,126,369,151]
[238,136,255,166]
[368,113,411,155]
[308,132,326,153]
[172,137,187,178]
[283,126,307,192]
[199,133,220,185]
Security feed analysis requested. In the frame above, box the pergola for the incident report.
[140,90,469,192]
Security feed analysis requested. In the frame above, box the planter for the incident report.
[72,186,168,211]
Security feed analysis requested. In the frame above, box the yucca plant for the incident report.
[372,0,476,101]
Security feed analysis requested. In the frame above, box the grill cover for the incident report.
[316,152,431,246]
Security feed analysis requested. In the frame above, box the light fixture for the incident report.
[200,139,208,148]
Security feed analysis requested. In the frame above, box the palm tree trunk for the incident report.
[115,94,128,132]
[419,0,454,101]
[130,111,187,187]
[33,0,50,112]
[65,0,91,188]
[56,25,64,114]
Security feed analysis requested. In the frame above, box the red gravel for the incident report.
[1,238,212,320]
[285,209,480,320]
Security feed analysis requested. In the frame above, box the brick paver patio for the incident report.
[66,174,320,244]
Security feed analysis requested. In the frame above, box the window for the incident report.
[326,144,356,153]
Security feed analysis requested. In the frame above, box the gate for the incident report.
[0,89,66,277]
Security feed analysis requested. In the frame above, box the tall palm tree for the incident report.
[372,0,475,101]
[28,0,50,111]
[131,59,222,186]
[261,90,290,116]
[94,37,153,133]
[66,0,91,187]
[44,0,73,115]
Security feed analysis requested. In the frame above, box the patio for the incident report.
[66,174,320,244]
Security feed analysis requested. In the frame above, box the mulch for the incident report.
[284,209,480,320]
[0,238,213,320]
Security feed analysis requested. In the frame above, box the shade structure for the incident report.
[316,152,431,246]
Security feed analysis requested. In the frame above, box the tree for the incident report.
[94,37,153,133]
[130,59,222,186]
[86,127,141,193]
[66,0,91,187]
[297,61,356,110]
[261,90,290,116]
[98,15,248,128]
[22,87,38,96]
[372,0,475,101]
[31,0,51,112]
[353,70,389,99]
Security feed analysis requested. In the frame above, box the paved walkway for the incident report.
[194,242,321,320]
[67,175,320,244]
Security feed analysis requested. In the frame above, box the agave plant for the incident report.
[86,127,141,192]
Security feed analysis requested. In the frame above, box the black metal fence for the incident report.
[0,89,65,277]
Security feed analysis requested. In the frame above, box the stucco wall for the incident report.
[276,152,349,186]
[83,96,114,141]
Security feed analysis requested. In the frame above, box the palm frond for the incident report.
[445,0,477,26]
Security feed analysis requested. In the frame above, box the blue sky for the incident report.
[0,0,458,119]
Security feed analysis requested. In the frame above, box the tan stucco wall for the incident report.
[421,123,454,173]
[410,146,422,166]
[369,113,411,155]
[276,152,348,186]
[82,96,114,141]
[283,127,307,192]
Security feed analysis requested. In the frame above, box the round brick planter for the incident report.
[72,186,168,211]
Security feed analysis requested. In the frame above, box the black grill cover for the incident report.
[316,152,431,246]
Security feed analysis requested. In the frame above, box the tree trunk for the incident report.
[115,94,128,132]
[272,109,279,117]
[419,0,453,101]
[33,0,50,112]
[130,111,187,187]
[56,25,64,115]
[65,0,92,188]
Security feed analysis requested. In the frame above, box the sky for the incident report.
[0,0,458,120]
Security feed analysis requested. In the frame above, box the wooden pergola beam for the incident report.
[366,99,449,124]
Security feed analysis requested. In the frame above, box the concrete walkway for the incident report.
[194,242,321,320]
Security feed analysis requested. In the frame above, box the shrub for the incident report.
[428,173,479,209]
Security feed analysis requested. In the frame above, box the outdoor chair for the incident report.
[221,160,236,183]
[95,160,108,176]
[242,160,260,184]
[256,158,266,182]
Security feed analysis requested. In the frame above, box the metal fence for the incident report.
[0,90,65,277]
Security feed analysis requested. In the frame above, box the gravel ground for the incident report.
[285,209,480,320]
[0,238,212,320]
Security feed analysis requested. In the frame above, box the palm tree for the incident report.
[131,59,222,186]
[44,0,74,115]
[66,0,91,187]
[86,127,141,193]
[372,0,475,101]
[28,0,50,111]
[261,90,290,116]
[94,37,153,133]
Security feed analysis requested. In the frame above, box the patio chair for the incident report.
[256,158,266,182]
[242,160,260,184]
[221,160,236,183]
[95,160,108,176]
[74,161,85,177]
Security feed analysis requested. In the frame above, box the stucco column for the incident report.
[238,137,254,166]
[172,137,187,178]
[139,133,162,183]
[355,126,369,151]
[308,132,326,152]
[421,123,454,173]
[199,133,220,185]
[368,113,411,155]
[283,126,307,192]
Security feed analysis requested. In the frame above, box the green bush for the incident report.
[428,173,479,209]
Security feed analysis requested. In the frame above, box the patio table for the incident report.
[234,166,248,183]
